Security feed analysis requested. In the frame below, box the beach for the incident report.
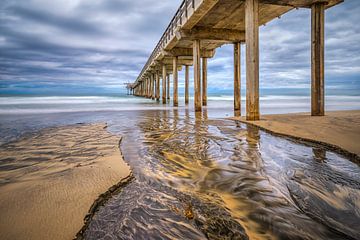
[231,110,360,157]
[0,123,130,240]
[0,99,359,239]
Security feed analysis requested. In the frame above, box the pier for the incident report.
[131,0,343,120]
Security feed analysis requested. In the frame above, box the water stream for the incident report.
[79,109,360,240]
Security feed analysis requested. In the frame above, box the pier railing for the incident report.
[135,0,202,86]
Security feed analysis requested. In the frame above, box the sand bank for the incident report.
[231,110,360,158]
[0,123,131,240]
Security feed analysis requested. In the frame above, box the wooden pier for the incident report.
[131,0,343,120]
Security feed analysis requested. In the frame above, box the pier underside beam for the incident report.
[193,39,202,112]
[177,27,245,42]
[162,48,215,58]
[246,0,260,121]
[162,58,192,67]
[311,2,325,116]
[260,0,342,8]
[234,42,241,114]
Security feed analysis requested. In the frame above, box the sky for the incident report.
[0,0,359,96]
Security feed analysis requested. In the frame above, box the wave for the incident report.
[0,96,148,105]
[0,95,359,115]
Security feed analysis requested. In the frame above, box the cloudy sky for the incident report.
[0,0,359,96]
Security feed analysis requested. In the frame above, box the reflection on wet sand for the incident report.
[81,109,360,240]
[0,123,130,240]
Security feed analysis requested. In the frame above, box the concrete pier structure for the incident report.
[131,0,343,119]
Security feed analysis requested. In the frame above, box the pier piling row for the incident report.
[131,0,343,120]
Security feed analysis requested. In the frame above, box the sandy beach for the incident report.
[231,110,360,158]
[0,123,131,240]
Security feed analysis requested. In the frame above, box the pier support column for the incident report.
[245,0,260,121]
[156,72,160,101]
[193,39,202,112]
[142,82,145,97]
[147,78,150,98]
[185,65,189,105]
[143,81,145,97]
[167,74,170,100]
[234,42,241,114]
[173,57,179,107]
[311,2,325,116]
[202,57,207,106]
[153,74,156,100]
[162,65,167,104]
[151,74,155,100]
[145,80,147,97]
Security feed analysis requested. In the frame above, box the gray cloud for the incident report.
[0,0,359,94]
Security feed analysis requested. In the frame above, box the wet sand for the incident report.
[80,110,360,240]
[0,123,131,240]
[231,110,360,157]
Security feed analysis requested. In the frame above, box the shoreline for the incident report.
[75,173,134,240]
[230,110,360,163]
[0,123,131,240]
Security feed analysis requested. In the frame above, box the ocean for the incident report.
[0,92,359,147]
[0,93,359,115]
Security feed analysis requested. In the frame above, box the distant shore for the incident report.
[231,110,360,160]
[0,123,131,240]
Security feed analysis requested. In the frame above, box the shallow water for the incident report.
[82,109,359,240]
[0,107,359,240]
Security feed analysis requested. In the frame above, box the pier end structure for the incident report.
[131,0,343,119]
